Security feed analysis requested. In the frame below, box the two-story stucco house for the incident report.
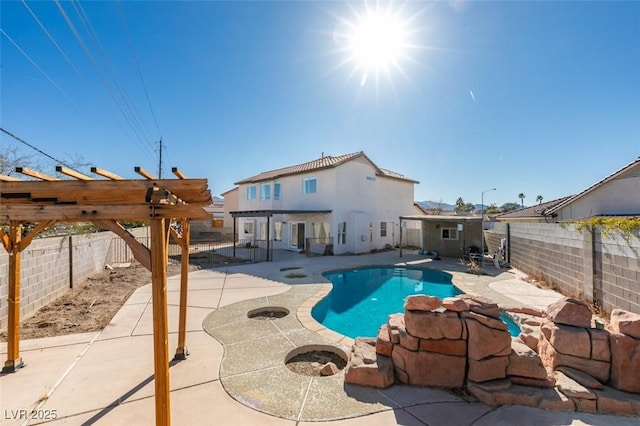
[224,151,419,255]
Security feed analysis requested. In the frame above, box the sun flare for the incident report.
[350,11,406,73]
[333,2,418,89]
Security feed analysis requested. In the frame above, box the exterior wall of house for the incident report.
[332,158,414,254]
[234,156,416,254]
[555,169,640,221]
[222,188,239,228]
[485,222,640,315]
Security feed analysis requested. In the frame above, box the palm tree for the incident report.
[536,195,543,204]
[518,193,526,208]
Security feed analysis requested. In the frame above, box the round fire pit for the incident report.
[285,345,348,376]
[247,306,290,320]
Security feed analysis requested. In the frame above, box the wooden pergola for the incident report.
[0,165,211,426]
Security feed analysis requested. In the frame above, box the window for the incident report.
[243,220,254,235]
[369,223,373,242]
[274,182,281,200]
[311,222,330,239]
[441,228,458,240]
[274,222,282,241]
[260,183,271,201]
[338,222,346,244]
[303,177,316,194]
[247,185,256,200]
[380,222,387,237]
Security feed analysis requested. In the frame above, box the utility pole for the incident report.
[158,138,163,179]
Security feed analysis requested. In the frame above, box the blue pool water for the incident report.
[312,266,520,338]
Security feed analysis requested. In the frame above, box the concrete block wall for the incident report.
[485,222,640,315]
[0,227,150,330]
[190,220,234,241]
[485,222,508,257]
[509,223,586,299]
[595,232,640,314]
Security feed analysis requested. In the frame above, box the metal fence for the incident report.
[109,237,272,265]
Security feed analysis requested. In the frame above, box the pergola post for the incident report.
[151,218,171,426]
[174,219,190,360]
[3,221,23,373]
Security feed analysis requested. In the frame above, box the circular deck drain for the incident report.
[284,271,308,279]
[247,306,290,320]
[285,345,347,376]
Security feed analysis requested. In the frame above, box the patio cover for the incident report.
[397,215,482,257]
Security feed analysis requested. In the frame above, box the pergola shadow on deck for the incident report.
[0,165,211,426]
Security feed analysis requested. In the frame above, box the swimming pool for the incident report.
[312,266,520,338]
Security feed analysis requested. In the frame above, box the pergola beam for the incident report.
[135,166,156,180]
[93,220,152,270]
[0,174,22,182]
[17,220,57,252]
[90,167,124,180]
[171,167,186,179]
[0,228,10,252]
[15,167,59,181]
[0,204,210,222]
[0,179,210,203]
[56,166,93,181]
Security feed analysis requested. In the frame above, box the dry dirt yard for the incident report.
[0,261,198,341]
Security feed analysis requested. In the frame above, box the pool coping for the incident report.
[202,268,475,422]
[203,260,558,422]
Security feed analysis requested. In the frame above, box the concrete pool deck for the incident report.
[1,249,637,425]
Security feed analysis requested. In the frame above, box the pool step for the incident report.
[393,268,408,277]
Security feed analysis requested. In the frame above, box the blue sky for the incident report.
[1,1,638,207]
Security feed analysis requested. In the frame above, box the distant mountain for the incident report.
[416,200,455,211]
[212,195,223,202]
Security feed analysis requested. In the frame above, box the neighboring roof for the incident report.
[413,202,430,215]
[546,157,640,215]
[496,196,572,219]
[221,187,238,196]
[234,151,419,185]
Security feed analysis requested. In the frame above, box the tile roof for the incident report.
[234,151,418,184]
[496,196,572,219]
[546,157,640,215]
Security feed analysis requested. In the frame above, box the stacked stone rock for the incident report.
[537,298,640,414]
[344,294,640,416]
[346,294,535,388]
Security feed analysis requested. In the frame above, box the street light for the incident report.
[480,188,496,267]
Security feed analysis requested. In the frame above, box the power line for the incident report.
[116,0,163,138]
[0,127,76,169]
[0,27,78,108]
[71,0,157,151]
[20,1,152,163]
[22,0,156,163]
[54,0,157,162]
